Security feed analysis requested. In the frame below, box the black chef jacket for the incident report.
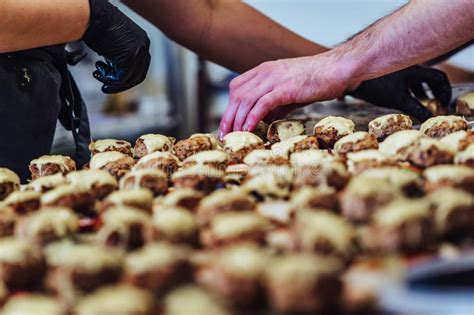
[0,45,91,181]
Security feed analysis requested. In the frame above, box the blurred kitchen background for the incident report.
[53,0,474,154]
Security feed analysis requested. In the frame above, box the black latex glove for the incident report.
[349,65,452,121]
[82,0,151,94]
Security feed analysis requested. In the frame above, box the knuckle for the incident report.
[247,112,260,123]
[229,92,242,104]
[229,78,239,90]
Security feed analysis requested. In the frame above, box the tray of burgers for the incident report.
[0,89,474,315]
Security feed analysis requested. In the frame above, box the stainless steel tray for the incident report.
[290,84,474,132]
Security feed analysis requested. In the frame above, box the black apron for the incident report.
[0,45,91,182]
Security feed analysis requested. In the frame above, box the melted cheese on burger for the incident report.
[223,131,263,152]
[1,295,64,315]
[217,244,268,277]
[152,206,197,238]
[290,149,334,167]
[359,167,421,188]
[458,92,474,109]
[440,130,468,153]
[30,155,73,168]
[0,168,20,185]
[334,131,375,153]
[190,133,222,150]
[24,207,79,238]
[41,184,85,204]
[67,170,118,188]
[423,165,474,182]
[269,119,306,141]
[314,116,355,134]
[106,188,153,206]
[415,137,452,152]
[368,114,412,131]
[199,188,251,209]
[345,176,401,197]
[27,173,66,192]
[171,165,224,179]
[136,151,180,165]
[45,242,122,270]
[420,115,468,135]
[4,191,40,204]
[89,139,131,153]
[211,211,269,239]
[290,185,336,207]
[379,130,423,158]
[265,254,341,282]
[297,210,356,253]
[76,285,154,315]
[125,242,187,274]
[243,172,291,198]
[138,134,173,153]
[256,201,293,224]
[454,143,474,164]
[160,189,203,207]
[243,149,286,166]
[0,237,42,263]
[271,135,308,157]
[375,199,430,228]
[101,206,150,227]
[120,169,167,190]
[428,188,474,231]
[346,149,389,163]
[90,151,129,169]
[183,150,227,165]
[164,286,229,315]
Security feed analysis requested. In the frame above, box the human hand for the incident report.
[218,53,356,138]
[82,0,151,94]
[350,65,452,121]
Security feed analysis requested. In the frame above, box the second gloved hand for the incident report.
[82,0,151,94]
[349,65,452,121]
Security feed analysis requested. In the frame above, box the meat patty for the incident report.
[41,185,95,214]
[293,135,320,152]
[124,243,191,296]
[3,191,41,215]
[0,209,16,237]
[407,138,454,168]
[368,114,413,141]
[101,157,135,179]
[264,254,343,313]
[334,132,379,157]
[340,177,402,223]
[89,139,133,156]
[29,156,76,180]
[200,212,269,248]
[174,136,214,161]
[197,189,256,226]
[120,170,168,196]
[45,243,123,294]
[420,116,468,139]
[226,143,265,165]
[134,134,174,158]
[0,183,17,201]
[0,238,46,291]
[293,162,350,190]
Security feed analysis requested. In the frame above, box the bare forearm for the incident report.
[338,0,474,86]
[123,0,327,73]
[0,0,89,53]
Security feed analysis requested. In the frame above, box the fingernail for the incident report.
[243,123,250,131]
[218,129,224,140]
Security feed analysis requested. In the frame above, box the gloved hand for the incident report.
[82,0,151,94]
[349,65,452,121]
